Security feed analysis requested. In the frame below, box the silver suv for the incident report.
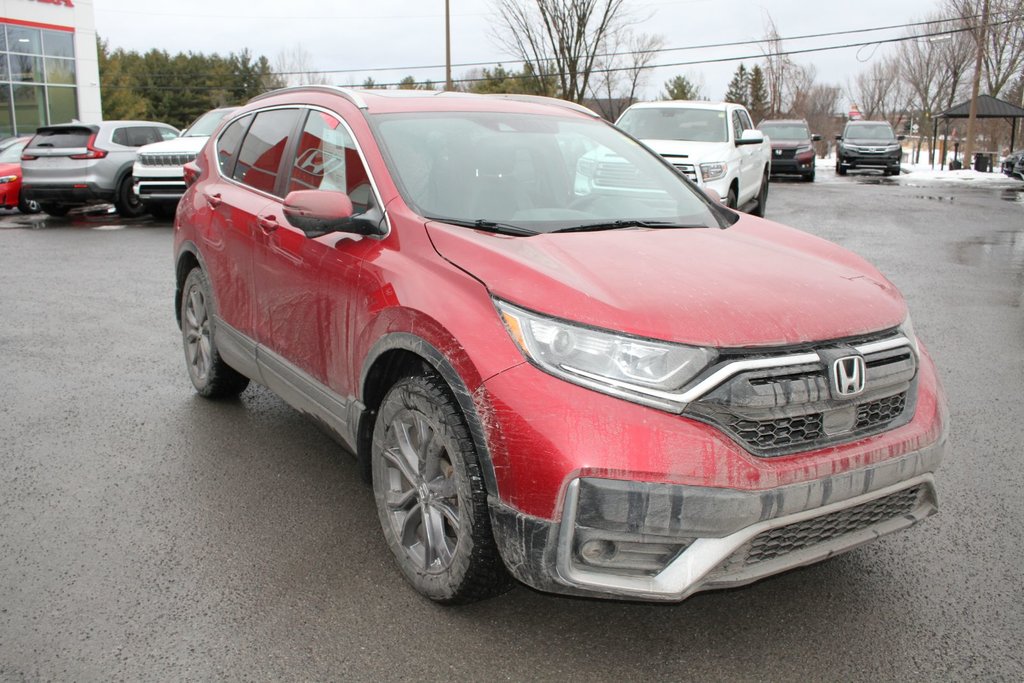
[21,120,178,217]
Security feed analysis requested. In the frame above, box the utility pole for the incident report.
[445,0,453,91]
[963,0,990,168]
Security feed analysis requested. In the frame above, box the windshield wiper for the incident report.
[425,216,538,236]
[549,219,704,234]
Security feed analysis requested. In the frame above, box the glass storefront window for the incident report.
[0,53,8,82]
[47,86,77,125]
[7,26,41,55]
[42,30,74,58]
[45,58,75,85]
[0,26,7,53]
[12,83,45,132]
[9,54,43,83]
[0,85,13,138]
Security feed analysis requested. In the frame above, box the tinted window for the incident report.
[759,123,810,139]
[844,123,895,141]
[184,108,237,138]
[288,110,375,214]
[216,114,252,176]
[112,126,161,147]
[232,108,301,196]
[29,126,92,148]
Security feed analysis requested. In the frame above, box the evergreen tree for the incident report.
[661,75,701,100]
[724,64,750,107]
[748,65,769,123]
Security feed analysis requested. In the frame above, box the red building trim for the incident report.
[0,17,75,33]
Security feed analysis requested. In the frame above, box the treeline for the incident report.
[98,38,283,129]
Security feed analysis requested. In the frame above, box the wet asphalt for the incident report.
[1,168,1023,681]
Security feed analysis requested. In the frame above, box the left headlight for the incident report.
[495,300,715,410]
[898,314,920,357]
[699,162,728,182]
[0,175,18,184]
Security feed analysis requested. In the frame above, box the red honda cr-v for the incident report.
[173,87,947,604]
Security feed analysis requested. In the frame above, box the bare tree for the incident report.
[493,0,632,103]
[848,56,914,129]
[946,0,1024,97]
[785,64,817,118]
[587,31,663,120]
[274,44,330,87]
[760,15,794,117]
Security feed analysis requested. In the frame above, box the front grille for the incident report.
[773,149,796,159]
[671,162,698,182]
[594,161,657,190]
[687,332,917,457]
[715,485,923,574]
[138,152,196,167]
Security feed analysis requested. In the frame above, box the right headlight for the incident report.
[495,300,716,411]
[699,162,728,182]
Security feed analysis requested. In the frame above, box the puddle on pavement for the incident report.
[854,176,898,186]
[913,194,956,202]
[951,230,1024,307]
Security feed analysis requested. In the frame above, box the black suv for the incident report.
[758,119,821,182]
[835,121,904,176]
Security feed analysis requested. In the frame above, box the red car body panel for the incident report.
[0,161,24,208]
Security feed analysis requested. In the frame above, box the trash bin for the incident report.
[973,152,992,173]
[950,159,963,170]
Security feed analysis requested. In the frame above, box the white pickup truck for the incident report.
[615,100,771,216]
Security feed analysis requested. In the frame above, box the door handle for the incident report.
[204,192,222,208]
[257,215,280,234]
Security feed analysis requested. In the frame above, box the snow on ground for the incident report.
[813,154,1024,187]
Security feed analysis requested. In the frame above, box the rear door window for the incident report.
[231,108,302,196]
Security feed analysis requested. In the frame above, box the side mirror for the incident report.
[897,134,906,141]
[811,134,822,142]
[834,134,842,141]
[284,190,385,238]
[736,129,764,146]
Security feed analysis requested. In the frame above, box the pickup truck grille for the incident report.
[594,161,657,190]
[137,152,196,167]
[686,331,917,457]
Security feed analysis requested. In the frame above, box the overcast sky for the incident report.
[93,0,944,101]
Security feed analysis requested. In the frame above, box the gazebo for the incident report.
[931,94,1024,170]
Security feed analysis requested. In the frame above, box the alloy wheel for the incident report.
[183,285,212,384]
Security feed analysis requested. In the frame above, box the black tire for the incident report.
[372,374,512,604]
[114,175,145,218]
[726,183,739,210]
[803,168,816,182]
[39,203,69,216]
[750,170,769,217]
[180,267,250,398]
[17,194,41,214]
[836,160,847,176]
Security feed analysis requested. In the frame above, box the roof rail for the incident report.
[486,94,600,118]
[248,85,369,110]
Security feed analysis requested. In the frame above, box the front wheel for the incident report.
[39,203,69,216]
[114,175,146,218]
[180,268,249,398]
[372,374,512,604]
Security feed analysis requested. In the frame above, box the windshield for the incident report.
[371,111,726,233]
[0,139,26,163]
[758,123,809,140]
[616,107,728,143]
[845,123,895,141]
[183,108,237,137]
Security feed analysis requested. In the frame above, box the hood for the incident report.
[639,139,730,161]
[427,219,906,348]
[769,139,810,150]
[843,136,897,146]
[136,135,208,155]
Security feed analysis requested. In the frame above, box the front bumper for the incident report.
[770,155,815,175]
[490,437,945,601]
[840,151,901,169]
[135,179,186,203]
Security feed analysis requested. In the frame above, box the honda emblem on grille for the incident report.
[832,356,866,397]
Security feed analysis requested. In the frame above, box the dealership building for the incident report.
[0,0,100,137]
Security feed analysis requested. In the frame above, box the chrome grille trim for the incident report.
[137,152,197,167]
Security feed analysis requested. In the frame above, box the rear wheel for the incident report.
[180,267,249,398]
[114,175,145,218]
[17,194,40,214]
[39,203,69,216]
[372,374,512,604]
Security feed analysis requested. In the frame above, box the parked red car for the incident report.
[174,87,948,604]
[0,137,40,213]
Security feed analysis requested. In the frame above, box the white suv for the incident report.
[133,107,238,218]
[616,101,771,216]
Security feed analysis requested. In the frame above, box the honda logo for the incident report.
[832,356,866,397]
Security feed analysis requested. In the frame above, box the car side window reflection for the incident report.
[231,108,302,196]
[217,114,253,177]
[288,110,375,214]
